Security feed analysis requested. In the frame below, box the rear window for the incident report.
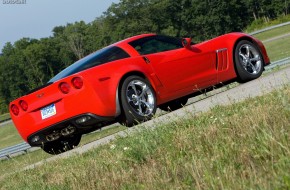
[49,46,130,82]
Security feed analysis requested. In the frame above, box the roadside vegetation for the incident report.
[263,35,290,62]
[0,125,126,175]
[0,124,23,149]
[252,23,290,62]
[246,14,290,32]
[253,24,290,41]
[0,85,289,189]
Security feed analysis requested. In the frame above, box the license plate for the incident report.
[41,104,56,119]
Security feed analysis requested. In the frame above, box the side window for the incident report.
[129,36,183,55]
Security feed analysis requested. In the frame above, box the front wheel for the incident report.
[234,40,264,83]
[119,75,157,126]
[41,134,81,155]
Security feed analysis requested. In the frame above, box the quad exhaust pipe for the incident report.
[46,131,61,142]
[61,126,76,136]
[46,126,76,142]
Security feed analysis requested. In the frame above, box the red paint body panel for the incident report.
[10,33,270,143]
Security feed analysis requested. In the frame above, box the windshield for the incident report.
[49,46,130,82]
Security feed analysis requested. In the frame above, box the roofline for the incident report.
[112,33,156,47]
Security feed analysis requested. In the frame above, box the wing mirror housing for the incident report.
[182,38,192,49]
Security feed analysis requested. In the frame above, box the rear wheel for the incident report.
[159,97,188,111]
[234,40,264,83]
[41,134,81,155]
[119,75,157,126]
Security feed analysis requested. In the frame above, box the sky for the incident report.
[0,0,120,52]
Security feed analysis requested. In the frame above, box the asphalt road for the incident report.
[23,66,290,171]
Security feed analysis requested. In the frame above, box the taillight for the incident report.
[11,104,20,116]
[71,77,83,89]
[19,100,28,111]
[59,82,70,94]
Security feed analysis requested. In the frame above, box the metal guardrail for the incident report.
[265,57,290,70]
[0,142,32,160]
[249,21,290,35]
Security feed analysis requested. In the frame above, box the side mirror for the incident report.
[182,38,192,49]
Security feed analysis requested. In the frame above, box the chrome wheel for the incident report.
[120,76,156,126]
[126,80,155,116]
[238,44,262,75]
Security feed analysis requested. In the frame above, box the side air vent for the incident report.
[216,48,228,71]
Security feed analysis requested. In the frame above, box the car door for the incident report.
[129,35,217,94]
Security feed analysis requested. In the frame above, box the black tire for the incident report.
[234,40,264,83]
[119,75,157,126]
[41,134,81,155]
[159,97,188,111]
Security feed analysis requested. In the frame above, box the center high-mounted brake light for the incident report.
[59,82,70,94]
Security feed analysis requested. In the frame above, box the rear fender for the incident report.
[114,66,163,116]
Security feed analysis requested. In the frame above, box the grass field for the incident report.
[0,85,289,189]
[262,35,290,62]
[0,125,126,176]
[252,24,290,62]
[253,24,290,41]
[0,124,23,150]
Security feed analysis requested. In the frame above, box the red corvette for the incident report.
[10,33,270,154]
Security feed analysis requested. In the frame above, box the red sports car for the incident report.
[10,33,270,154]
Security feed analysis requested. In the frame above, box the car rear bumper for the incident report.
[27,113,115,146]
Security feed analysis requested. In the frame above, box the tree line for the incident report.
[0,0,289,113]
